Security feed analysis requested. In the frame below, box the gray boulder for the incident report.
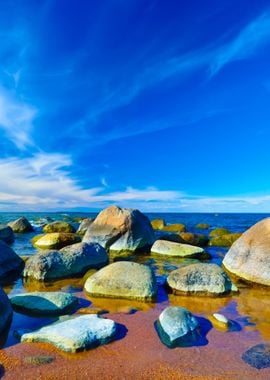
[77,218,94,235]
[0,287,13,335]
[0,224,14,244]
[10,291,79,316]
[19,314,117,352]
[8,217,33,233]
[0,241,24,282]
[23,242,108,281]
[157,306,199,346]
[84,261,157,301]
[83,205,155,252]
[167,263,232,296]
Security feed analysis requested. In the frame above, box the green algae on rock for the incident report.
[151,240,205,258]
[209,232,242,247]
[195,223,210,229]
[161,223,186,233]
[151,219,166,230]
[209,227,230,238]
[43,221,75,233]
[84,261,157,301]
[33,233,81,249]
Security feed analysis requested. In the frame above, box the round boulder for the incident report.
[84,261,157,301]
[195,223,210,229]
[8,217,33,233]
[167,263,232,296]
[161,223,186,233]
[209,233,242,247]
[209,227,230,238]
[0,224,14,244]
[43,221,75,233]
[33,233,81,250]
[223,218,270,286]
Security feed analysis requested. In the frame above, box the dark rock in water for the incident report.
[0,286,13,335]
[23,355,55,366]
[8,217,33,233]
[23,242,108,280]
[83,205,155,252]
[0,241,24,282]
[242,344,270,369]
[43,221,75,233]
[156,306,199,348]
[0,224,14,244]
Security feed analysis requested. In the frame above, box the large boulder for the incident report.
[8,217,33,233]
[0,287,13,334]
[0,224,14,244]
[209,233,242,247]
[223,218,270,286]
[33,233,81,249]
[10,291,79,316]
[43,221,75,233]
[76,218,94,235]
[0,241,24,282]
[151,219,166,230]
[157,306,199,347]
[23,242,108,281]
[83,205,155,252]
[19,315,117,353]
[84,261,157,301]
[151,240,205,258]
[167,263,232,296]
[161,223,186,233]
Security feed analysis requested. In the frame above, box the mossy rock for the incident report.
[195,223,210,229]
[32,234,44,246]
[209,227,230,238]
[178,232,209,247]
[209,233,242,247]
[161,223,186,233]
[33,233,81,249]
[43,221,75,233]
[151,219,166,230]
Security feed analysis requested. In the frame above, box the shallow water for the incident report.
[1,212,270,378]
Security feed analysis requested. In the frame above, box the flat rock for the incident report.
[23,242,108,280]
[167,263,232,296]
[10,291,79,316]
[151,240,204,258]
[157,306,199,346]
[33,233,81,249]
[0,224,14,244]
[223,218,270,285]
[84,261,157,301]
[8,217,33,233]
[20,315,117,353]
[0,241,24,282]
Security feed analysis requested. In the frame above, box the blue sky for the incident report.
[1,0,270,212]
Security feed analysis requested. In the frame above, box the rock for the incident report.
[8,217,33,233]
[83,205,155,252]
[209,313,230,330]
[209,233,242,247]
[77,307,108,315]
[242,344,270,369]
[19,315,117,353]
[151,240,205,258]
[77,218,94,235]
[223,218,270,286]
[0,286,13,334]
[23,242,108,281]
[178,232,209,247]
[43,221,75,233]
[23,356,54,366]
[196,223,210,229]
[10,291,79,316]
[33,233,81,249]
[167,263,232,296]
[161,223,186,233]
[151,219,166,230]
[0,224,14,244]
[157,306,199,347]
[209,227,230,238]
[84,261,157,301]
[0,241,24,281]
[213,313,229,324]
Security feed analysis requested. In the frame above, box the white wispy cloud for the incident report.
[0,87,37,149]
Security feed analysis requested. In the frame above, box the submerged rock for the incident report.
[242,344,270,369]
[223,218,270,286]
[178,232,209,247]
[83,205,155,252]
[0,224,14,244]
[19,315,117,353]
[43,221,75,233]
[161,223,186,233]
[23,242,108,280]
[33,233,81,249]
[10,291,79,316]
[8,217,33,233]
[209,227,230,238]
[0,286,13,335]
[76,218,94,235]
[195,223,210,229]
[151,219,166,230]
[84,261,157,301]
[151,240,204,258]
[157,306,199,347]
[167,263,232,296]
[0,241,24,282]
[209,233,242,247]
